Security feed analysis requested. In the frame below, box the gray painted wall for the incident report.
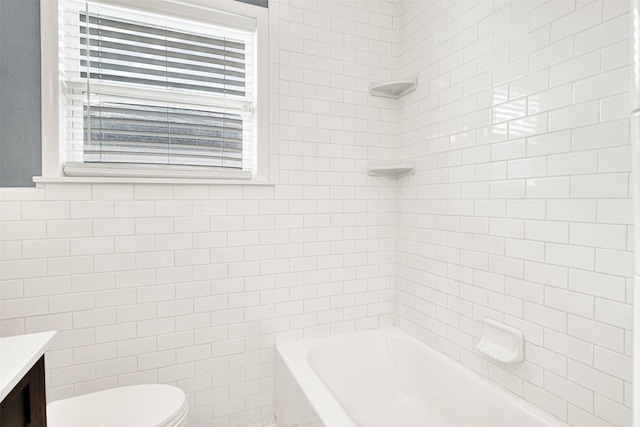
[236,0,268,7]
[0,0,42,187]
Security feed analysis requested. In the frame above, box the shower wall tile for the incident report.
[397,1,632,426]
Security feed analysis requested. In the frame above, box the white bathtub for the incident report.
[275,327,566,427]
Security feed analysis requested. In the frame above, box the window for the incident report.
[41,0,268,181]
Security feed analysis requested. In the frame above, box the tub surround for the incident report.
[396,1,633,425]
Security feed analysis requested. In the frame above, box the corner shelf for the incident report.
[368,161,415,177]
[369,77,417,99]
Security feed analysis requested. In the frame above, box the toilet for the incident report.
[47,384,188,427]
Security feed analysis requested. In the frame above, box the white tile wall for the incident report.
[396,1,632,426]
[0,1,635,426]
[0,1,398,426]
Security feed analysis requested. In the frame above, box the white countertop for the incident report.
[0,331,56,401]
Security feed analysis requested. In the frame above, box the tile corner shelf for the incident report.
[368,161,415,177]
[369,77,417,98]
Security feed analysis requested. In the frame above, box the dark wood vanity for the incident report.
[0,356,47,427]
[0,332,55,427]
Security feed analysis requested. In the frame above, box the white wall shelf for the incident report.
[368,161,415,177]
[369,77,417,98]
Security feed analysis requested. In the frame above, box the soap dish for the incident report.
[476,319,524,364]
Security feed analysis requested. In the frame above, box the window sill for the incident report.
[33,176,274,186]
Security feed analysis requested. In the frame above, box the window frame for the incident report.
[40,0,270,183]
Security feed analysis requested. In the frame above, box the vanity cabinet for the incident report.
[0,356,46,427]
[0,331,56,427]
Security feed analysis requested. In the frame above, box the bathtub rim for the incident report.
[276,326,568,427]
[276,334,357,427]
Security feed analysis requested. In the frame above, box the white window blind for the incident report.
[60,0,257,178]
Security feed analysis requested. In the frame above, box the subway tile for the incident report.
[550,51,601,87]
[526,177,570,199]
[527,131,571,157]
[508,113,548,138]
[47,256,93,276]
[568,315,624,353]
[568,405,615,427]
[0,259,48,280]
[490,139,526,161]
[598,146,632,174]
[601,93,630,122]
[93,218,135,237]
[525,220,568,244]
[546,199,597,223]
[545,243,594,270]
[47,219,93,238]
[524,302,567,333]
[550,0,602,42]
[568,269,626,302]
[71,273,115,293]
[574,67,629,104]
[509,70,549,101]
[595,248,633,277]
[23,238,70,259]
[22,201,69,220]
[523,383,568,422]
[510,25,551,60]
[0,201,21,221]
[595,298,632,329]
[489,179,525,199]
[69,201,114,219]
[574,14,629,56]
[571,173,628,199]
[0,296,49,320]
[507,157,547,179]
[524,261,568,288]
[115,201,155,218]
[602,40,630,72]
[594,346,632,383]
[527,84,573,115]
[49,292,94,314]
[92,184,134,200]
[549,102,600,133]
[548,151,597,177]
[568,360,622,406]
[50,363,95,387]
[545,287,594,318]
[594,394,633,426]
[596,199,633,225]
[93,253,136,273]
[572,120,629,151]
[529,1,575,30]
[70,237,114,256]
[73,308,116,329]
[569,223,627,250]
[505,239,544,263]
[544,371,594,412]
[0,279,24,300]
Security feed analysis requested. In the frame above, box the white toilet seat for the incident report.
[47,384,188,427]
